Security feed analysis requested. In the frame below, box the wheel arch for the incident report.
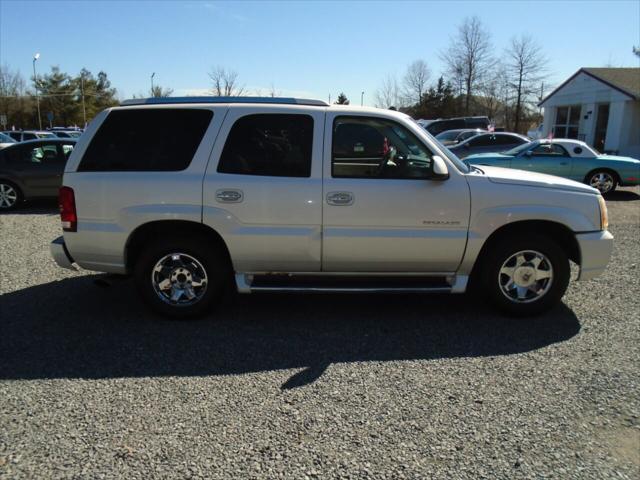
[583,167,620,185]
[125,220,233,274]
[469,219,580,283]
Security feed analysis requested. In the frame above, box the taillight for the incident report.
[58,186,77,232]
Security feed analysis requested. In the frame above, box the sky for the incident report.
[1,0,639,105]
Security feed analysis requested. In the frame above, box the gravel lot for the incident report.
[1,188,638,479]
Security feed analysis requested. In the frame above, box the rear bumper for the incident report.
[576,230,613,281]
[50,236,77,270]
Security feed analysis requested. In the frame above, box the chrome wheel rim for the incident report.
[498,250,553,304]
[0,183,18,209]
[151,252,208,306]
[589,172,614,193]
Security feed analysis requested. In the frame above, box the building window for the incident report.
[553,105,581,139]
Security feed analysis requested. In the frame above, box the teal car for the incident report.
[467,139,640,194]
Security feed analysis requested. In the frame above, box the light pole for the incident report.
[32,53,42,130]
[151,72,155,96]
[80,71,87,127]
[361,91,364,106]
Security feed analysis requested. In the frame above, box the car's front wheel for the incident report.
[480,234,570,316]
[134,236,231,318]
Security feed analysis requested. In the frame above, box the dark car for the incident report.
[448,132,529,159]
[0,139,76,210]
[424,116,490,136]
[435,128,485,146]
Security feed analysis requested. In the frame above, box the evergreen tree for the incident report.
[335,92,350,105]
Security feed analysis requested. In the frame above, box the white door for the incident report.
[203,106,324,272]
[322,113,470,272]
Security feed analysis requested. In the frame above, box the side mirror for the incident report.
[430,155,449,180]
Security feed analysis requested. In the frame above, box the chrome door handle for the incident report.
[216,189,243,203]
[326,191,354,206]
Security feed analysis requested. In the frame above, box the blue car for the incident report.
[466,139,640,194]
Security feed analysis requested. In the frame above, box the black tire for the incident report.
[134,235,231,319]
[585,170,617,194]
[0,180,23,211]
[480,234,570,317]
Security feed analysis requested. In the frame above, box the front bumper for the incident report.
[50,236,77,270]
[576,230,614,281]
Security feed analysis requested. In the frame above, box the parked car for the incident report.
[48,97,613,319]
[527,123,544,139]
[466,139,640,194]
[0,138,76,209]
[0,132,17,149]
[2,130,57,142]
[49,127,83,138]
[448,132,530,159]
[424,116,490,136]
[435,128,485,146]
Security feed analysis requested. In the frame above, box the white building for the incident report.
[539,68,640,157]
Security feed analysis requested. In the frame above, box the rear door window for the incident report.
[78,109,213,171]
[217,114,313,177]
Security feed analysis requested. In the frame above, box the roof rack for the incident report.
[120,96,329,107]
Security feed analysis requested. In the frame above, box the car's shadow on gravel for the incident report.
[604,190,640,202]
[0,199,58,215]
[0,275,580,388]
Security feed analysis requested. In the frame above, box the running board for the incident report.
[235,273,468,294]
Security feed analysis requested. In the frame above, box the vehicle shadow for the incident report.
[605,190,640,202]
[0,275,581,388]
[0,199,58,215]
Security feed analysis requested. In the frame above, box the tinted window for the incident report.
[332,116,433,179]
[469,135,495,147]
[23,133,36,141]
[217,114,313,177]
[427,119,465,135]
[495,135,523,145]
[79,109,212,172]
[466,118,489,129]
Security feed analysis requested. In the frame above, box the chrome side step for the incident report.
[234,273,468,294]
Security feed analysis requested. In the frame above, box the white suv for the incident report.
[50,97,613,318]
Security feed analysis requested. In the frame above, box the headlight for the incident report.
[598,195,609,230]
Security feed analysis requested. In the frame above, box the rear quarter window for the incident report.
[78,109,213,172]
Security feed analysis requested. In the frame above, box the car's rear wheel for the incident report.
[480,234,570,316]
[134,236,231,318]
[0,181,21,210]
[587,170,617,194]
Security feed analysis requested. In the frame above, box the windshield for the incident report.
[0,132,16,143]
[435,130,460,141]
[36,132,56,138]
[502,141,534,156]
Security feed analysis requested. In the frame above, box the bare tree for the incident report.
[505,34,547,132]
[402,60,430,105]
[375,74,401,109]
[208,66,245,96]
[441,16,494,114]
[478,63,506,121]
[150,85,173,97]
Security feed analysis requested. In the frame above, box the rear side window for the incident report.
[78,109,213,171]
[217,114,313,177]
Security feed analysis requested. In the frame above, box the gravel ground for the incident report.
[1,188,638,479]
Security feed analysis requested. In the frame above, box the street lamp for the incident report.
[32,53,42,130]
[151,72,156,96]
[80,71,87,127]
[361,91,364,106]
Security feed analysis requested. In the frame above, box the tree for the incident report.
[374,74,401,109]
[417,77,457,119]
[402,60,430,106]
[335,92,349,105]
[150,85,173,97]
[37,66,78,127]
[441,16,494,115]
[0,65,31,128]
[209,66,244,96]
[505,34,547,132]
